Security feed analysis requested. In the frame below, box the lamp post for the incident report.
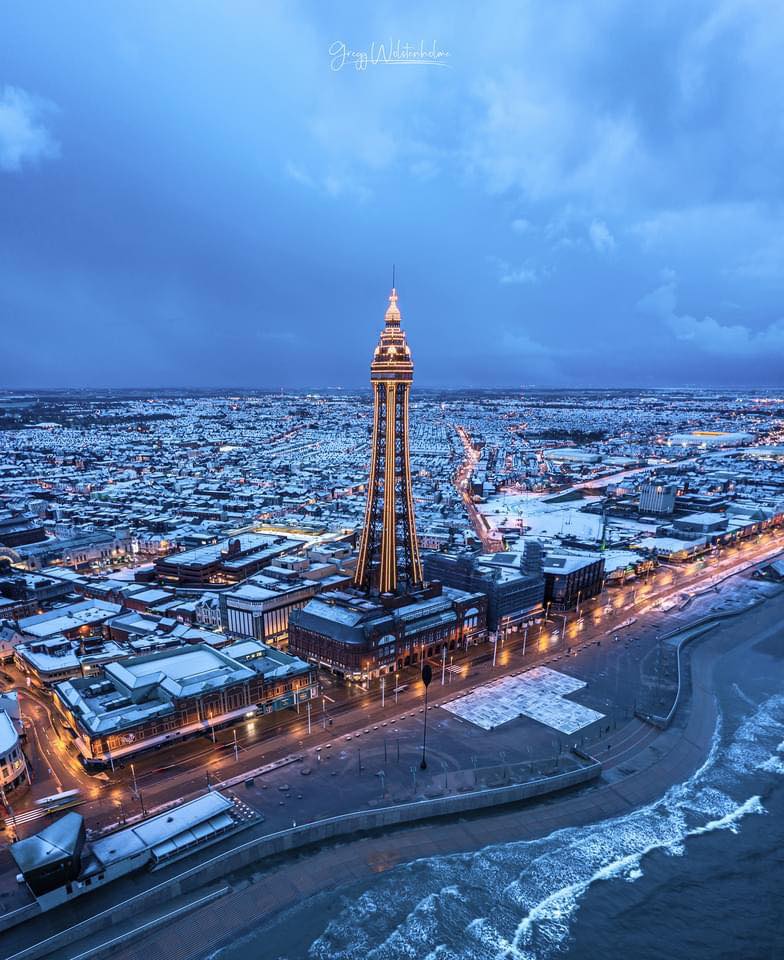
[0,787,18,843]
[420,663,432,770]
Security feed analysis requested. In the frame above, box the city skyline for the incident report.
[2,2,784,389]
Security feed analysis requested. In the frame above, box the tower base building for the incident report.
[288,582,487,681]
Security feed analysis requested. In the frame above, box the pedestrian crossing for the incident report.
[2,806,45,827]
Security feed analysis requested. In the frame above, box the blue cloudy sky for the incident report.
[1,1,783,388]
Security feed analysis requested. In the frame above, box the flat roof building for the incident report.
[422,549,544,631]
[154,533,304,586]
[52,642,317,767]
[12,791,247,910]
[541,553,605,610]
[219,573,317,646]
[672,512,728,534]
[639,481,678,516]
[16,599,122,642]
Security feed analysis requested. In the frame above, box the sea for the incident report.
[210,638,784,960]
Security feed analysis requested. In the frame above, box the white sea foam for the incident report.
[307,693,784,960]
[689,795,764,836]
[732,682,757,708]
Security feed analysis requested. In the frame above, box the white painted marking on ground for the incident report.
[441,666,605,734]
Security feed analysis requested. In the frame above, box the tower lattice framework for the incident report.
[354,288,423,595]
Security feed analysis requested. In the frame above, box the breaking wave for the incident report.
[307,694,784,960]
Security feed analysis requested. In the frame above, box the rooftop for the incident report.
[18,600,123,639]
[90,791,233,867]
[0,709,19,755]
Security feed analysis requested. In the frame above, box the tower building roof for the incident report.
[384,288,401,326]
[371,288,413,382]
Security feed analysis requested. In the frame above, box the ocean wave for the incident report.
[307,693,784,960]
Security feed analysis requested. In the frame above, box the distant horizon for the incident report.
[2,384,783,396]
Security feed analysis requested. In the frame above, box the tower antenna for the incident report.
[392,263,395,289]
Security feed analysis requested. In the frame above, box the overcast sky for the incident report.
[1,1,783,389]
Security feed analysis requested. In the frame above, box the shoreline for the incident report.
[5,584,775,960]
[107,597,768,960]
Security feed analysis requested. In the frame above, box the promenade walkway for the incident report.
[54,592,769,960]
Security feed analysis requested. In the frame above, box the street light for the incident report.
[441,645,447,685]
[420,663,432,770]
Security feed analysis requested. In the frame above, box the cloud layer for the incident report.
[0,1,783,387]
[0,85,58,172]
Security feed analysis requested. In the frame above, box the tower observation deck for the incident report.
[353,288,423,596]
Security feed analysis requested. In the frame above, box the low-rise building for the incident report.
[11,792,246,910]
[52,642,318,767]
[422,549,544,631]
[15,635,127,685]
[639,481,678,515]
[542,554,605,610]
[219,574,317,646]
[672,512,728,535]
[16,599,123,643]
[15,529,129,571]
[154,533,303,586]
[194,592,221,628]
[0,705,29,798]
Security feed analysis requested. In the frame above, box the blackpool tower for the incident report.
[354,287,423,596]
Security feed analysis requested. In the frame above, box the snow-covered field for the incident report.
[479,491,659,549]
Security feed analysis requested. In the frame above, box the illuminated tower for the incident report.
[354,288,423,595]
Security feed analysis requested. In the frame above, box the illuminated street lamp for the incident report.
[420,663,432,770]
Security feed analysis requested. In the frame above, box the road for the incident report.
[453,424,503,551]
[1,525,781,840]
